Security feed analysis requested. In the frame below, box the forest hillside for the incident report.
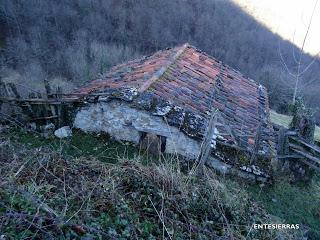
[1,1,320,239]
[1,0,320,121]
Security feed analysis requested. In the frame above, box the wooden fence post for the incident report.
[0,80,5,112]
[277,127,289,156]
[250,123,262,164]
[197,108,218,172]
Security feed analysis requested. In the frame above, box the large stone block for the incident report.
[74,101,201,157]
[165,134,200,158]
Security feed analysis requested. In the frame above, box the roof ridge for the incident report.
[138,43,189,93]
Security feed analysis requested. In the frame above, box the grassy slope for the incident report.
[0,128,304,239]
[245,178,320,236]
[270,110,320,142]
[260,110,320,237]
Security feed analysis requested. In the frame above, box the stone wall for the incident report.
[74,100,201,158]
[73,100,271,182]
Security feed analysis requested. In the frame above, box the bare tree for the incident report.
[279,0,320,104]
[1,0,320,116]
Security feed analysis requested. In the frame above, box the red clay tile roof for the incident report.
[76,43,275,156]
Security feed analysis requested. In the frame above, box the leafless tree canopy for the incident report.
[0,0,319,120]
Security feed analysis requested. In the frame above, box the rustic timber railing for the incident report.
[0,81,82,127]
[277,127,320,171]
[2,81,320,173]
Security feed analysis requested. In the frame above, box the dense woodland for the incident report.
[1,2,320,238]
[0,0,320,121]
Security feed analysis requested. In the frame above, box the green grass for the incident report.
[4,128,170,167]
[269,110,293,128]
[1,128,287,239]
[3,127,319,238]
[5,128,140,164]
[245,178,320,238]
[270,110,320,142]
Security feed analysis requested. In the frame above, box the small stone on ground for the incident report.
[54,126,72,138]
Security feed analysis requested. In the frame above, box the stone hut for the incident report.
[73,43,275,178]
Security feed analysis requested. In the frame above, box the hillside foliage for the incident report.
[0,128,305,239]
[0,0,319,119]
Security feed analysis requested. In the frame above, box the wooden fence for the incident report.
[0,80,81,127]
[2,81,320,172]
[277,127,320,171]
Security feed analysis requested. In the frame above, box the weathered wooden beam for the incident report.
[250,124,262,164]
[277,155,301,159]
[288,143,305,152]
[277,127,289,156]
[289,136,320,154]
[30,115,59,121]
[55,86,63,127]
[0,97,80,104]
[286,131,297,136]
[291,148,320,165]
[198,108,218,168]
[44,79,52,98]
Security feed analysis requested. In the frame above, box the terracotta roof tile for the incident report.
[76,43,275,155]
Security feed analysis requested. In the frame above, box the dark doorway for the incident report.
[139,132,167,154]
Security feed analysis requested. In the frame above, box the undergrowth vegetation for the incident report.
[1,0,320,120]
[4,128,139,164]
[0,127,308,239]
[246,177,320,239]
